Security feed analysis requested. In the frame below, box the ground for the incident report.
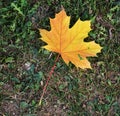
[0,0,120,115]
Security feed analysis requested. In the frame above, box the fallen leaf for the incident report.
[39,9,102,69]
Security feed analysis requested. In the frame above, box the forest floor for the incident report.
[0,0,120,115]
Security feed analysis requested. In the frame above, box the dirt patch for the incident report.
[0,100,20,116]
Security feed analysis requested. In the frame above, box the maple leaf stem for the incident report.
[38,54,60,106]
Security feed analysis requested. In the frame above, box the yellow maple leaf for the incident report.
[39,9,102,69]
